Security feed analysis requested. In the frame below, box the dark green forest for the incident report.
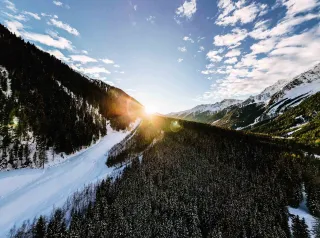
[0,24,142,170]
[10,116,320,237]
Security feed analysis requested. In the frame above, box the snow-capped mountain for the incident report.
[264,63,320,117]
[170,99,243,118]
[170,63,320,129]
[242,78,291,106]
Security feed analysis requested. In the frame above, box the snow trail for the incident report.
[0,121,139,237]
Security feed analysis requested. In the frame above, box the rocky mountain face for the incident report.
[170,63,320,131]
[168,99,243,124]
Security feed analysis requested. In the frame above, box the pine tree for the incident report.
[292,216,310,238]
[46,209,67,237]
[39,146,47,169]
[313,218,320,238]
[32,216,46,238]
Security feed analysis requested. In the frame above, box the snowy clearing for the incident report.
[0,120,140,237]
[288,187,317,237]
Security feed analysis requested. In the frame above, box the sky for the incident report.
[0,0,319,114]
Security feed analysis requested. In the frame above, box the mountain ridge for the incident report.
[0,24,143,170]
[169,62,320,132]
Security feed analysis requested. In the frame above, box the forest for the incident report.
[0,24,143,170]
[10,116,320,237]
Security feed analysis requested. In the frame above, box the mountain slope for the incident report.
[8,116,320,237]
[170,63,320,133]
[169,99,243,123]
[262,63,320,120]
[250,92,320,148]
[0,24,143,170]
[0,120,140,236]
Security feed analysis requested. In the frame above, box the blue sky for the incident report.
[0,0,319,113]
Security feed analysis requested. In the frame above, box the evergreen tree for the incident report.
[292,216,310,238]
[313,218,320,238]
[32,216,46,238]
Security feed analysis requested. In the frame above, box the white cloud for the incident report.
[114,64,120,68]
[201,69,216,75]
[53,1,63,6]
[82,50,88,54]
[225,48,241,57]
[204,25,320,101]
[53,1,70,9]
[206,49,223,62]
[224,57,237,64]
[101,58,114,64]
[4,0,16,12]
[48,18,80,36]
[5,20,23,36]
[250,38,277,55]
[176,0,197,19]
[214,28,248,47]
[5,19,74,51]
[47,49,69,62]
[178,46,187,52]
[71,64,111,75]
[178,58,184,63]
[23,11,41,20]
[3,12,27,21]
[134,5,138,11]
[197,36,205,42]
[84,67,111,74]
[24,31,74,50]
[183,36,195,43]
[198,46,205,52]
[250,13,319,40]
[281,0,320,16]
[70,55,97,64]
[206,63,215,69]
[216,0,267,26]
[146,16,156,24]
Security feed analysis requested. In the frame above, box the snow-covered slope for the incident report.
[265,63,320,117]
[0,120,140,237]
[170,99,243,118]
[169,63,320,130]
[242,78,291,106]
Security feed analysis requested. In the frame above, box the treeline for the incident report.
[0,24,142,169]
[10,117,320,237]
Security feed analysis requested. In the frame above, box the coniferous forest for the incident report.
[0,24,142,170]
[10,117,320,237]
[0,18,319,238]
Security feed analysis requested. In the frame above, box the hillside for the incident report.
[170,64,320,136]
[10,116,320,237]
[169,99,242,124]
[250,92,320,148]
[0,24,143,170]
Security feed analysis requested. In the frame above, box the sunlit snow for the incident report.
[0,120,140,236]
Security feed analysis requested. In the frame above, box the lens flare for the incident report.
[144,105,157,115]
[170,120,182,132]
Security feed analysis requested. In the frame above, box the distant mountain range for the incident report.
[169,63,320,146]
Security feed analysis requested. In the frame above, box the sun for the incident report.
[144,105,157,115]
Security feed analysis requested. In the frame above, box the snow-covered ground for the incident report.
[288,186,317,237]
[0,120,140,237]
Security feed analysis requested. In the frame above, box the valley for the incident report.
[0,120,140,236]
[0,1,319,235]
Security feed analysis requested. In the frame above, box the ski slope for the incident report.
[0,121,139,237]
